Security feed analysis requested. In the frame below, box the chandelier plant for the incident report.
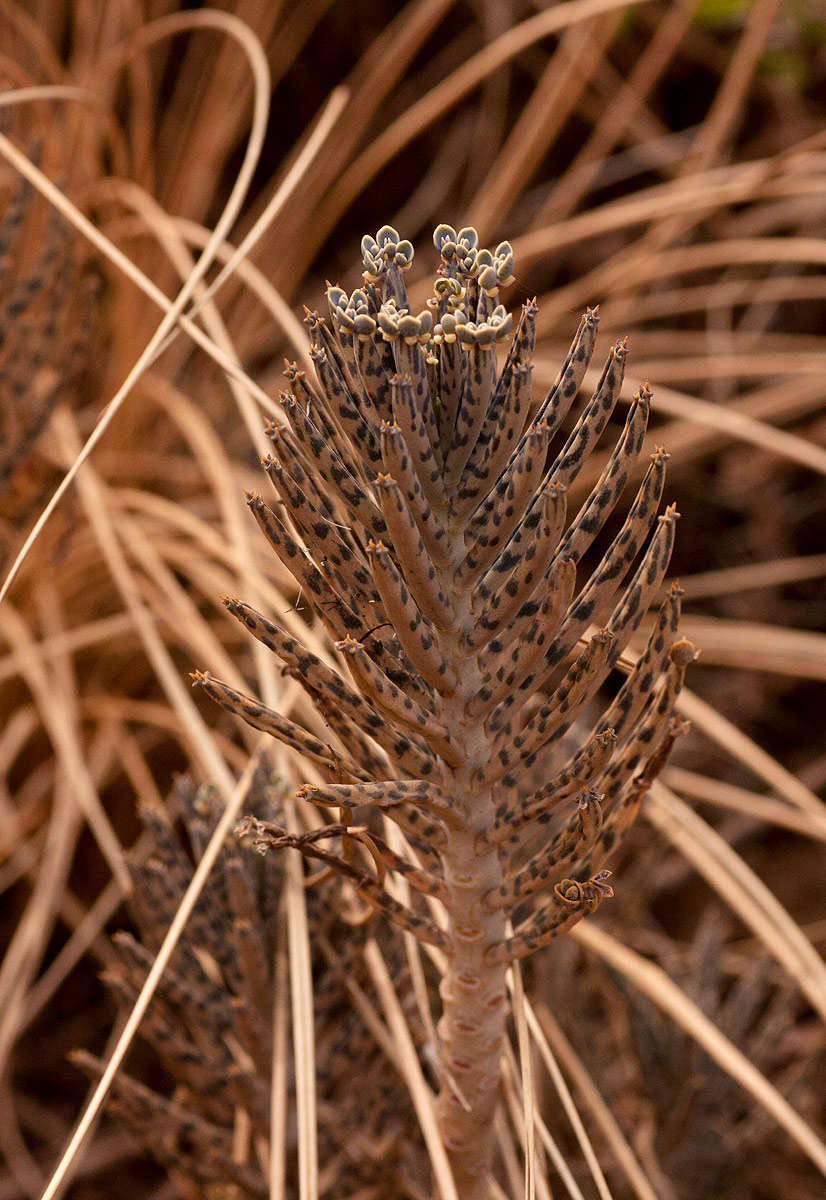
[189,223,694,1197]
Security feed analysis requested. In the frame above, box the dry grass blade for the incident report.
[572,921,826,1180]
[0,785,80,1085]
[646,783,826,1023]
[466,12,620,238]
[270,925,289,1200]
[532,0,695,227]
[322,0,658,234]
[0,602,128,890]
[517,998,615,1200]
[502,1044,584,1200]
[663,767,826,840]
[615,638,825,825]
[177,85,348,334]
[20,864,138,1035]
[508,957,536,1200]
[648,379,826,479]
[532,1004,658,1200]
[675,617,826,680]
[51,407,238,788]
[675,687,825,821]
[679,553,826,600]
[285,796,318,1200]
[363,939,459,1200]
[3,6,824,1199]
[0,78,348,602]
[604,0,783,297]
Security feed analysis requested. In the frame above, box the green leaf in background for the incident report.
[694,0,753,27]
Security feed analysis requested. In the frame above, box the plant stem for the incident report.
[434,515,508,1195]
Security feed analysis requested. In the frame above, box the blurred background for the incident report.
[1,2,825,1198]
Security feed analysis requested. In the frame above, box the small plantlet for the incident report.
[193,223,695,1196]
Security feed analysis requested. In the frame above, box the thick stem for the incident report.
[434,515,508,1197]
[436,833,507,1197]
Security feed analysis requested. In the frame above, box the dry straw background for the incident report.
[0,1,825,1198]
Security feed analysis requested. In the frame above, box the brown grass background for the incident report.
[1,1,825,1197]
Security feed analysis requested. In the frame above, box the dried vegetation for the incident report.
[1,2,825,1199]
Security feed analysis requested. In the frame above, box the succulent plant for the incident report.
[0,150,100,544]
[75,773,424,1198]
[184,222,696,1195]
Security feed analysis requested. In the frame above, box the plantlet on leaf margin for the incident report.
[193,223,695,1198]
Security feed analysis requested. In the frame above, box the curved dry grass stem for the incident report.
[618,634,826,826]
[181,86,348,331]
[466,12,620,238]
[171,216,313,371]
[532,0,694,228]
[0,8,330,591]
[0,129,293,422]
[270,923,289,1200]
[532,358,826,481]
[287,851,317,1198]
[0,76,347,606]
[603,0,783,308]
[647,377,826,479]
[96,183,311,406]
[664,768,826,840]
[102,177,290,719]
[0,786,80,1084]
[0,4,267,592]
[19,854,140,1035]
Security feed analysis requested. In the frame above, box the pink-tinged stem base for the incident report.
[434,508,509,1196]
